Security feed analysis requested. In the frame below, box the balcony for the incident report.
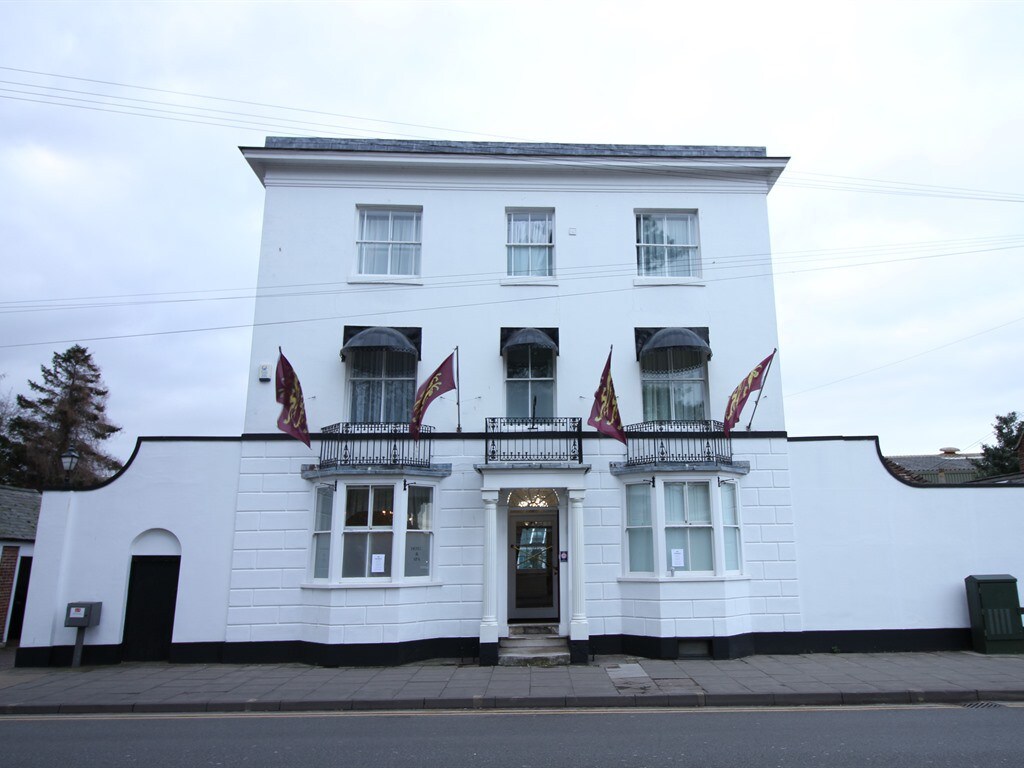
[316,422,434,469]
[622,420,733,467]
[485,417,583,464]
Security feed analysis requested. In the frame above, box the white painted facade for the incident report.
[17,141,1024,666]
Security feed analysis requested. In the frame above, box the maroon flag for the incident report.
[410,352,456,439]
[723,350,776,435]
[275,348,310,447]
[588,350,627,444]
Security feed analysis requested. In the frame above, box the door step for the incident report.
[499,624,569,666]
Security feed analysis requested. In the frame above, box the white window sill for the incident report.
[618,574,749,583]
[633,276,705,287]
[348,275,424,286]
[500,277,558,287]
[301,580,442,590]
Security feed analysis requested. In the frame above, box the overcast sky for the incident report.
[1,0,1022,466]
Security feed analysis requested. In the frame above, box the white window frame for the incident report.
[506,209,554,277]
[310,484,335,580]
[347,348,417,424]
[624,483,655,574]
[621,476,744,579]
[640,347,709,422]
[664,482,714,574]
[306,481,436,585]
[357,207,422,277]
[636,211,700,278]
[505,345,556,418]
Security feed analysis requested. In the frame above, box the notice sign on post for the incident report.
[371,554,386,573]
[671,549,686,569]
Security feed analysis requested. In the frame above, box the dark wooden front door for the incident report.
[122,555,180,661]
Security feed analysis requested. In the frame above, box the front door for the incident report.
[508,511,558,621]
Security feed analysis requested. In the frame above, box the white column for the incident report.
[568,489,589,641]
[480,490,499,645]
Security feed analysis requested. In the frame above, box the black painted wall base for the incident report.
[569,640,589,664]
[479,642,498,666]
[590,628,973,660]
[16,636,481,668]
[15,628,974,668]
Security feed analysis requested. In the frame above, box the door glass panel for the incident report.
[514,520,554,610]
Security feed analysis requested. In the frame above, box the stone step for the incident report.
[497,649,571,667]
[500,635,566,650]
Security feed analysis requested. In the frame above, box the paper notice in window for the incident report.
[671,549,686,568]
[371,554,386,573]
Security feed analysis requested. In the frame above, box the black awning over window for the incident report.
[340,326,420,360]
[500,327,559,355]
[635,327,712,361]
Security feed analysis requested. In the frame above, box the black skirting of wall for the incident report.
[16,629,974,668]
[590,628,973,660]
[569,640,590,664]
[479,642,498,667]
[16,637,481,668]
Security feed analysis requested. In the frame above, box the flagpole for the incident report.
[454,346,462,433]
[745,348,777,431]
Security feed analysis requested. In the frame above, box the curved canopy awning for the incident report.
[341,326,417,358]
[501,327,559,354]
[640,327,712,360]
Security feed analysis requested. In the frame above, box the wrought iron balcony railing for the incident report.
[318,422,433,469]
[485,417,583,464]
[622,420,733,466]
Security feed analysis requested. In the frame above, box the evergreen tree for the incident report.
[8,345,122,489]
[972,411,1023,479]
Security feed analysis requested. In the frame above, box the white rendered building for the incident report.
[17,141,1024,667]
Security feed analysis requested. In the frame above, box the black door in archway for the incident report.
[5,556,32,644]
[122,555,180,661]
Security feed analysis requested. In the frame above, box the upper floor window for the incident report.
[358,208,422,276]
[349,348,416,423]
[636,211,699,277]
[637,327,712,422]
[502,328,558,419]
[507,210,554,277]
[641,347,707,421]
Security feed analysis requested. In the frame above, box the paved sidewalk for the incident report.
[3,648,1024,715]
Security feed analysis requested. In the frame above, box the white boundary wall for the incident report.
[790,437,1024,632]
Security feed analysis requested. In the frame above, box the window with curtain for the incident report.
[625,483,654,573]
[348,348,417,423]
[507,210,554,277]
[721,482,742,572]
[506,345,555,418]
[665,482,714,572]
[636,211,699,277]
[404,486,433,578]
[342,485,395,578]
[357,208,422,276]
[641,347,707,421]
[312,485,334,579]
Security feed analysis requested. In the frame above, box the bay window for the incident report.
[622,478,743,577]
[309,482,435,583]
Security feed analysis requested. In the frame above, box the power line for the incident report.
[3,234,1022,313]
[4,69,1024,203]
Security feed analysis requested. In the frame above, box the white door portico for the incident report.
[476,465,590,664]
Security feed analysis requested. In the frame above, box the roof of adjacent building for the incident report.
[886,452,981,475]
[260,137,773,159]
[0,485,41,542]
